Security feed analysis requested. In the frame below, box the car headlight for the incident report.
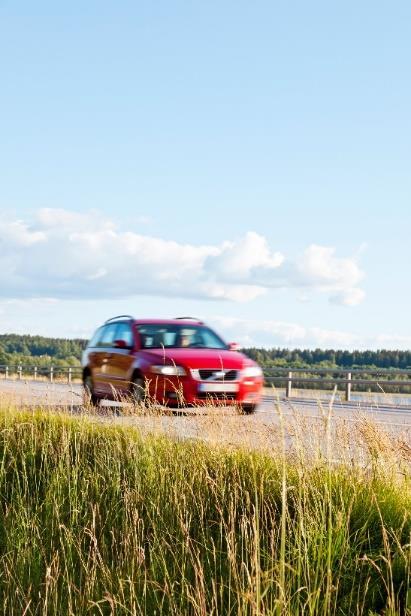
[241,366,263,378]
[150,365,187,376]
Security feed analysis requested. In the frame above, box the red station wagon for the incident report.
[82,316,264,413]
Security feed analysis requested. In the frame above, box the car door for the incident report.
[104,322,136,395]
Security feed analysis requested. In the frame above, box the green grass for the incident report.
[0,407,409,615]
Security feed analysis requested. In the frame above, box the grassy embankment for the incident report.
[0,405,409,615]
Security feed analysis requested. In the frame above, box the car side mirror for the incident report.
[228,342,240,351]
[113,339,131,349]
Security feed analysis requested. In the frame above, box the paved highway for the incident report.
[0,378,410,447]
[0,379,410,419]
[0,379,409,470]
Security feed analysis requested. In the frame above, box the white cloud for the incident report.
[298,245,362,286]
[296,245,364,306]
[36,208,115,231]
[211,316,411,351]
[374,334,411,347]
[212,316,354,348]
[0,221,46,246]
[330,287,366,307]
[204,231,284,280]
[0,209,365,305]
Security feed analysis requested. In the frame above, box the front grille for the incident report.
[197,369,238,381]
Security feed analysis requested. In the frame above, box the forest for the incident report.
[0,333,409,370]
[0,334,86,368]
[244,346,411,370]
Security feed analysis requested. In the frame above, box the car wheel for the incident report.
[83,374,100,408]
[240,404,257,415]
[131,375,147,406]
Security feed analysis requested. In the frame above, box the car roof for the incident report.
[133,319,204,326]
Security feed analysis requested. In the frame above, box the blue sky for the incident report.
[0,0,410,349]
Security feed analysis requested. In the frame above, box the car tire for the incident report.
[240,404,257,415]
[83,374,100,408]
[131,375,147,406]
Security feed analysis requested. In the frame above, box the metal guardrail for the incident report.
[0,364,411,402]
[264,368,411,401]
[0,364,83,384]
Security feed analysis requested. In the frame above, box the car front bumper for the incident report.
[146,374,263,407]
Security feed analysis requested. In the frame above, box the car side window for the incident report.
[88,327,103,348]
[115,323,134,348]
[96,323,119,348]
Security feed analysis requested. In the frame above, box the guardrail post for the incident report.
[50,366,54,383]
[34,366,37,380]
[345,371,352,402]
[68,368,72,384]
[286,371,293,398]
[18,365,22,380]
[5,366,8,380]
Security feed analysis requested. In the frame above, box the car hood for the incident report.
[140,348,254,370]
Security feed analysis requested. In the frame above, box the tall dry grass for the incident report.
[0,399,409,615]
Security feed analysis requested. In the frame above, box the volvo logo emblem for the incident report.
[212,371,226,379]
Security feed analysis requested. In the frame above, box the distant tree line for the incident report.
[0,334,87,368]
[242,347,411,394]
[0,334,409,371]
[242,347,411,370]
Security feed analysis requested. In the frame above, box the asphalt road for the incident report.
[0,378,410,430]
[0,379,410,464]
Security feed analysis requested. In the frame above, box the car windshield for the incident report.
[137,324,228,350]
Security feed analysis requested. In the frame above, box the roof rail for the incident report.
[105,315,134,324]
[175,316,204,324]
